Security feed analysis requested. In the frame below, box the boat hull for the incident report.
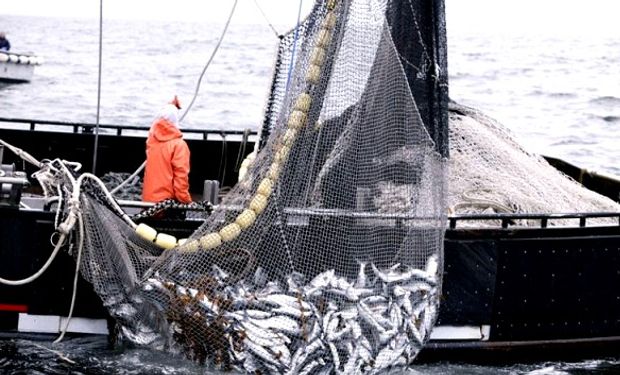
[0,201,618,363]
[0,60,35,83]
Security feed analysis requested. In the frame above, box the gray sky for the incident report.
[3,0,619,35]
[1,0,315,28]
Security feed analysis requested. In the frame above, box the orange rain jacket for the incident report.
[142,118,192,203]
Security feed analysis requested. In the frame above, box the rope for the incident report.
[0,234,67,285]
[92,0,104,174]
[218,134,228,185]
[180,0,239,122]
[252,0,281,37]
[285,0,305,91]
[234,128,251,172]
[54,210,84,344]
[30,343,76,365]
[449,189,514,214]
[0,138,43,168]
[110,161,145,195]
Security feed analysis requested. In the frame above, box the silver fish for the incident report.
[328,342,341,372]
[355,262,368,288]
[371,263,436,285]
[251,315,301,337]
[426,254,439,276]
[297,358,321,375]
[244,336,287,369]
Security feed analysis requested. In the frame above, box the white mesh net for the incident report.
[42,0,448,373]
[447,102,620,227]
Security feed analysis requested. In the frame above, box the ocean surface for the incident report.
[1,6,620,375]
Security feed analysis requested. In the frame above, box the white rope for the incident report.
[0,233,67,286]
[31,343,76,365]
[0,138,43,168]
[0,155,137,285]
[109,161,145,195]
[54,210,84,344]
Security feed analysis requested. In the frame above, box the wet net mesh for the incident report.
[52,0,448,373]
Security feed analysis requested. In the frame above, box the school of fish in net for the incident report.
[137,256,439,373]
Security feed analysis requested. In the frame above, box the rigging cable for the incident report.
[180,0,239,122]
[252,0,281,38]
[285,0,305,91]
[92,0,104,174]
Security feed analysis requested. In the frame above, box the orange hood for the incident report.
[148,118,183,143]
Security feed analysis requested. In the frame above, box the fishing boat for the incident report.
[0,51,42,83]
[1,115,618,365]
[0,0,619,369]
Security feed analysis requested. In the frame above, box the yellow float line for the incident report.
[171,4,339,253]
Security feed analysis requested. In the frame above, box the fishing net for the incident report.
[37,0,447,373]
[448,102,620,227]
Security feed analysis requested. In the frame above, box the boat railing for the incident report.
[0,117,258,141]
[448,211,620,229]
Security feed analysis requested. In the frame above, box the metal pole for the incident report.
[92,0,103,174]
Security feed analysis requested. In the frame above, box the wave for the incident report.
[586,112,620,124]
[528,89,576,99]
[589,96,620,106]
[601,115,620,123]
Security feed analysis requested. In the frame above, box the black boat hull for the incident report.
[1,200,618,363]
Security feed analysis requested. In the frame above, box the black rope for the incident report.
[234,128,251,173]
[218,133,228,186]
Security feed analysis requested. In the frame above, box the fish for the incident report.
[373,333,409,372]
[355,261,368,288]
[371,262,437,285]
[328,342,341,371]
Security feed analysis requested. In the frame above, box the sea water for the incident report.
[0,8,619,375]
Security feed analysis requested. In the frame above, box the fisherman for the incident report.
[142,96,192,204]
[0,32,10,51]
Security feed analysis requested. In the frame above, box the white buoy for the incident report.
[235,209,257,229]
[310,47,326,67]
[294,93,312,113]
[199,233,222,250]
[155,233,178,249]
[0,53,9,63]
[249,193,268,214]
[268,162,282,180]
[257,178,273,197]
[306,64,321,84]
[179,239,200,252]
[136,223,157,243]
[288,110,307,130]
[219,223,241,242]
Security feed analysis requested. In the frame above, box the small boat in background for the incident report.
[0,51,42,83]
